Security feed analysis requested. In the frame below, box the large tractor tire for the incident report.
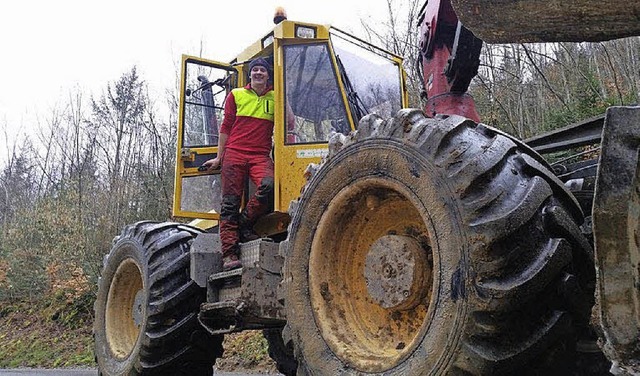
[94,222,223,375]
[282,110,595,375]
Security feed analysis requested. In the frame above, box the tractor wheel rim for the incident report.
[364,234,428,310]
[309,178,434,372]
[105,258,143,360]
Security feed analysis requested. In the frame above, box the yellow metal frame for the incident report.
[273,35,352,211]
[173,20,408,223]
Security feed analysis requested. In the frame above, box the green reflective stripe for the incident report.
[232,88,274,121]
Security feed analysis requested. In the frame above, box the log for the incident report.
[451,0,640,43]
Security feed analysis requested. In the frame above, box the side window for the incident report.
[284,43,350,144]
[331,33,403,120]
[182,60,235,148]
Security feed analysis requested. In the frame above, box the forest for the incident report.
[0,3,638,367]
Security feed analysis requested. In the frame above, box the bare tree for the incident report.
[360,0,423,107]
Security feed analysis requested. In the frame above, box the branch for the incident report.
[520,44,571,111]
[557,42,605,102]
[599,42,625,104]
[475,74,521,137]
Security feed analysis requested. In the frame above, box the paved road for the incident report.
[0,370,275,376]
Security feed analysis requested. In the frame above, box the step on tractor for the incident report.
[94,1,640,375]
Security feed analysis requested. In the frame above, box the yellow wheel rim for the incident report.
[105,258,144,360]
[309,178,434,372]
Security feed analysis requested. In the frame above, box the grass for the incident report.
[0,295,274,371]
[0,296,95,368]
[218,331,275,372]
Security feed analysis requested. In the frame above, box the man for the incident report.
[203,57,275,271]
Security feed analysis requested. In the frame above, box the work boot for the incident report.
[222,253,242,271]
[238,212,260,243]
[239,227,260,243]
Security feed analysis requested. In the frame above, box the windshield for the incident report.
[330,29,402,120]
[284,43,351,144]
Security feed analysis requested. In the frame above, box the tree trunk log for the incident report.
[451,0,640,43]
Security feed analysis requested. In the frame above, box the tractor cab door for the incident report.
[273,28,407,210]
[173,55,237,220]
[274,40,355,209]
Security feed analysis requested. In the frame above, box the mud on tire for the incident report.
[282,110,595,375]
[94,222,223,375]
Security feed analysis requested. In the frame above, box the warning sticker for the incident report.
[296,149,328,159]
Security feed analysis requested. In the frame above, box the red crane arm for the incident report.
[418,0,482,122]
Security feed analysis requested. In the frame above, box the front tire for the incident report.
[94,222,223,375]
[283,110,595,375]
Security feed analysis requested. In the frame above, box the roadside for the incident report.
[0,301,277,373]
[0,370,280,376]
[0,370,93,376]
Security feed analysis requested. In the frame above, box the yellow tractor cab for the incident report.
[94,19,410,376]
[173,20,408,232]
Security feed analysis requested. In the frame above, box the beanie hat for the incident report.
[249,57,271,72]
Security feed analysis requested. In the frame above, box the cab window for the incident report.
[330,30,403,120]
[182,62,234,147]
[284,43,351,144]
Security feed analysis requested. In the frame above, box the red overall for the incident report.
[219,84,275,258]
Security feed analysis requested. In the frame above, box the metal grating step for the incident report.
[201,300,236,313]
[208,267,243,283]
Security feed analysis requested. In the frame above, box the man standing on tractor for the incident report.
[203,57,275,271]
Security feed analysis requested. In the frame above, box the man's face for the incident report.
[250,65,269,86]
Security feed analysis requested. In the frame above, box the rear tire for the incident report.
[282,110,595,375]
[94,222,223,375]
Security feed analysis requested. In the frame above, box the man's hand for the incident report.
[202,157,222,171]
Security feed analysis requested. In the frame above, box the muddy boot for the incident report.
[222,249,242,271]
[239,212,260,243]
[239,227,260,242]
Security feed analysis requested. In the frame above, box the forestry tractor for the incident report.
[94,1,640,375]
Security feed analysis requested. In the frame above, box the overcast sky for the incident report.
[0,0,391,163]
